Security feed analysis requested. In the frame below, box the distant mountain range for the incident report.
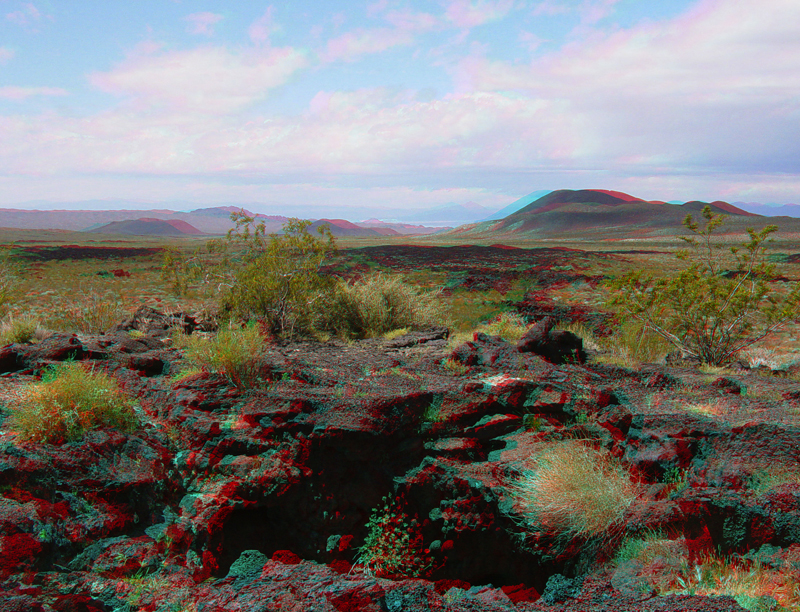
[732,202,800,217]
[448,189,800,240]
[0,206,448,237]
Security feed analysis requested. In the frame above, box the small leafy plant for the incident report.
[609,206,800,365]
[355,495,434,578]
[9,362,138,444]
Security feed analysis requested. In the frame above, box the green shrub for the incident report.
[182,325,268,389]
[328,274,445,338]
[9,362,138,443]
[164,214,337,337]
[514,441,640,539]
[609,206,800,365]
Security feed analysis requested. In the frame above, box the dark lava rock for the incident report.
[0,344,23,374]
[516,316,586,364]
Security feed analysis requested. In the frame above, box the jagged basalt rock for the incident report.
[516,316,587,364]
[0,309,798,610]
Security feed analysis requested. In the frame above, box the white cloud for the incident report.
[444,0,515,29]
[248,7,275,46]
[184,12,223,36]
[0,86,67,100]
[320,10,438,63]
[89,45,308,114]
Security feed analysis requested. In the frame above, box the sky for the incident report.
[1,0,799,218]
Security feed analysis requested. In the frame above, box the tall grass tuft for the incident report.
[52,291,127,334]
[513,440,640,539]
[182,325,268,389]
[447,311,532,350]
[329,274,445,339]
[9,362,138,443]
[0,315,43,345]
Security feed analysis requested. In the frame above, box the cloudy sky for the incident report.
[1,0,798,217]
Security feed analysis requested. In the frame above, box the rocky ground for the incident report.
[1,305,800,611]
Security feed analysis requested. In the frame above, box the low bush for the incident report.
[9,362,138,443]
[328,274,445,339]
[0,248,19,317]
[182,325,268,389]
[514,441,640,539]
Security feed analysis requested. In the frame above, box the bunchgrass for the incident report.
[748,464,800,496]
[661,554,800,611]
[49,291,128,334]
[9,361,138,444]
[513,440,640,539]
[182,325,268,389]
[594,319,672,369]
[0,314,43,345]
[330,274,446,339]
[447,311,532,350]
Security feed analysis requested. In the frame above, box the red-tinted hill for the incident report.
[454,189,763,240]
[87,218,203,236]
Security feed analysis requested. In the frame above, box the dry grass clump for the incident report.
[447,311,532,350]
[330,274,446,339]
[513,441,640,539]
[442,357,469,376]
[661,554,800,611]
[747,463,800,496]
[594,319,671,369]
[0,249,18,317]
[0,315,45,345]
[48,291,128,334]
[556,321,602,351]
[182,325,268,389]
[615,534,800,610]
[8,362,138,444]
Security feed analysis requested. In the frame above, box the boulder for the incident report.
[516,316,587,364]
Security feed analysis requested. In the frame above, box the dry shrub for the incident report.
[183,325,268,389]
[514,440,640,539]
[9,362,138,443]
[330,274,445,339]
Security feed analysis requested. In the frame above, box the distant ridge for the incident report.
[309,219,387,237]
[87,218,203,236]
[451,189,765,239]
